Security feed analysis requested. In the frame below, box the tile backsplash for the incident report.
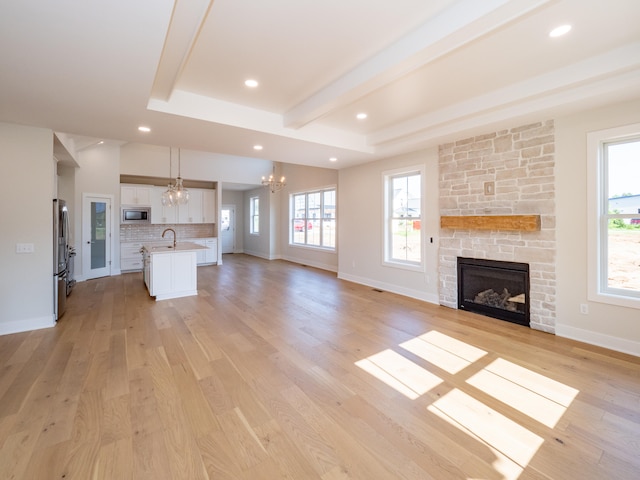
[120,224,215,243]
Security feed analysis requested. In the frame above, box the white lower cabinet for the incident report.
[189,237,218,265]
[192,239,207,264]
[148,251,197,300]
[121,242,144,271]
[205,238,217,264]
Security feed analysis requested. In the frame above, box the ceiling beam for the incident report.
[282,0,553,130]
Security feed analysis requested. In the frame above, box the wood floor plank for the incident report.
[0,254,638,479]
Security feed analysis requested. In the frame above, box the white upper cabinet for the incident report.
[121,185,152,206]
[148,186,215,224]
[178,189,203,223]
[150,186,177,224]
[203,189,216,224]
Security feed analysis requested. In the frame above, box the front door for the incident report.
[82,194,113,280]
[221,205,235,254]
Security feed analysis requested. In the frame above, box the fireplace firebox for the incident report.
[457,257,530,326]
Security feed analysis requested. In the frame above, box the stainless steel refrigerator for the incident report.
[53,199,70,320]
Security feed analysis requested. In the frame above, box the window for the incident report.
[384,167,423,268]
[587,124,640,308]
[290,188,336,249]
[250,196,259,234]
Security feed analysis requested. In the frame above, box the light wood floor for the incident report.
[0,254,638,479]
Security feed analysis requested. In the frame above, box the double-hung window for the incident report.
[250,196,259,235]
[290,188,336,249]
[587,124,640,307]
[383,167,423,268]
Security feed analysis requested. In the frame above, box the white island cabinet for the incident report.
[143,242,206,301]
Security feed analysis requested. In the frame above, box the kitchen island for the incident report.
[142,242,207,301]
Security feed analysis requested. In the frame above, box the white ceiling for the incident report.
[1,0,640,170]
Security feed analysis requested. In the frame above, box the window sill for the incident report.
[382,260,424,273]
[588,290,640,310]
[289,243,336,253]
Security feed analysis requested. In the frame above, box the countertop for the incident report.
[142,241,207,255]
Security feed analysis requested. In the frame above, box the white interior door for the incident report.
[82,194,113,280]
[221,205,235,254]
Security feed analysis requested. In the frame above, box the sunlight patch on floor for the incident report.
[467,358,579,428]
[355,330,581,478]
[400,330,487,374]
[428,389,543,480]
[484,358,579,407]
[355,349,442,400]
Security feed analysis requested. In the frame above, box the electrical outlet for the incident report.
[484,181,495,195]
[580,303,589,315]
[16,243,35,253]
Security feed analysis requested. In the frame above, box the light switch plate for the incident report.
[16,243,35,253]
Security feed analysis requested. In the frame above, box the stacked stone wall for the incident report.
[439,120,556,332]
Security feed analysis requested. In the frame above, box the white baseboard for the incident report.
[0,315,56,335]
[338,272,440,305]
[243,250,281,261]
[556,324,640,357]
[280,255,337,273]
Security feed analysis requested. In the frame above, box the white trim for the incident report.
[243,249,280,261]
[587,123,640,309]
[382,164,426,271]
[281,254,338,273]
[82,193,115,280]
[338,271,439,305]
[556,324,640,357]
[154,289,198,301]
[288,186,337,250]
[0,315,56,335]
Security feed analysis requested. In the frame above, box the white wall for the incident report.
[120,143,272,183]
[0,123,55,333]
[73,143,121,276]
[243,187,273,259]
[555,99,640,355]
[338,149,440,303]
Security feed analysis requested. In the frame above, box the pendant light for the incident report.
[173,148,189,205]
[161,147,176,207]
[261,164,286,193]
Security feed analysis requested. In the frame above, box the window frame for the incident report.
[249,195,260,235]
[382,165,425,271]
[289,186,336,251]
[587,123,640,309]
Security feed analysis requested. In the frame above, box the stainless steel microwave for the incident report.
[121,206,151,224]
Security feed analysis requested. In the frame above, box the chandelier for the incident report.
[161,148,189,206]
[261,165,286,193]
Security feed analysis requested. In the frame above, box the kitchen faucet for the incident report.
[162,228,177,248]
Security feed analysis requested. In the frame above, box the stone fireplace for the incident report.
[438,121,556,333]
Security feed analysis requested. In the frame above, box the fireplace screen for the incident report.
[457,257,530,326]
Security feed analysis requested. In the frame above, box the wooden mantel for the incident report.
[440,215,541,231]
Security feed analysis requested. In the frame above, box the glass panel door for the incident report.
[83,194,112,280]
[91,201,107,269]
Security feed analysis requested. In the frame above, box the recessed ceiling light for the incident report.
[329,157,337,162]
[253,145,263,150]
[549,24,571,38]
[138,126,151,132]
[356,113,368,120]
[245,79,259,88]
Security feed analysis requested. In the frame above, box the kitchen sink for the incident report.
[151,245,174,250]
